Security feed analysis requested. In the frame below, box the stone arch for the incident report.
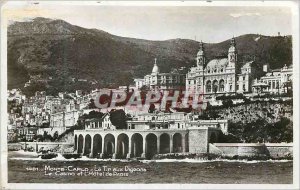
[213,80,218,93]
[74,135,77,151]
[219,79,225,92]
[146,133,157,159]
[78,134,84,154]
[206,80,212,93]
[84,134,92,156]
[104,134,115,158]
[131,133,143,157]
[160,133,170,154]
[93,134,102,158]
[117,133,129,159]
[210,132,217,143]
[173,133,182,153]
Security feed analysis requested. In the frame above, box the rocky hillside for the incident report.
[207,100,293,124]
[8,17,292,96]
[203,100,293,143]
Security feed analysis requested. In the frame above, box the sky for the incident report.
[2,1,293,43]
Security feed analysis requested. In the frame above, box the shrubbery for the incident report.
[227,117,293,143]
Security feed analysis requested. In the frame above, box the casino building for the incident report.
[186,38,255,96]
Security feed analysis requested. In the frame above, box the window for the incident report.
[213,80,218,93]
[206,81,212,92]
[236,85,239,90]
[219,80,225,92]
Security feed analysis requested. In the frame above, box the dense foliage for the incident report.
[8,18,292,96]
[226,117,293,143]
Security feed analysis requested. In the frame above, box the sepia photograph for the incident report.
[0,1,299,189]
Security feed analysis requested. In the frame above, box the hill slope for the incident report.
[8,17,292,96]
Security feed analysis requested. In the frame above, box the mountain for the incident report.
[7,17,292,96]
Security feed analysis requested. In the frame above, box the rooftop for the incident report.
[206,58,228,68]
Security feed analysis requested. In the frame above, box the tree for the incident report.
[109,109,127,129]
[85,110,104,119]
[43,131,52,142]
[52,131,59,141]
[222,99,233,108]
[88,99,96,109]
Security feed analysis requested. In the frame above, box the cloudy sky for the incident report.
[2,1,293,43]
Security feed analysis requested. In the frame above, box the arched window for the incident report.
[213,80,218,93]
[219,80,225,92]
[206,81,212,92]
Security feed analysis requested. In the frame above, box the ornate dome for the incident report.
[206,58,228,68]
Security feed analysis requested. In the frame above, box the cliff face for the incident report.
[8,17,292,95]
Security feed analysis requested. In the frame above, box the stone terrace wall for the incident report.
[212,143,293,158]
[188,129,208,153]
[264,143,293,158]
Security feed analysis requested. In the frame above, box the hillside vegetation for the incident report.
[201,100,293,143]
[8,17,292,96]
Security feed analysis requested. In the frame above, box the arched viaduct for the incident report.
[74,128,220,159]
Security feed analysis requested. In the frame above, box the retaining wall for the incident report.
[211,143,293,158]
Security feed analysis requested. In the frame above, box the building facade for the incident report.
[50,110,82,128]
[134,58,186,90]
[186,38,255,96]
[84,113,116,130]
[252,64,293,94]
